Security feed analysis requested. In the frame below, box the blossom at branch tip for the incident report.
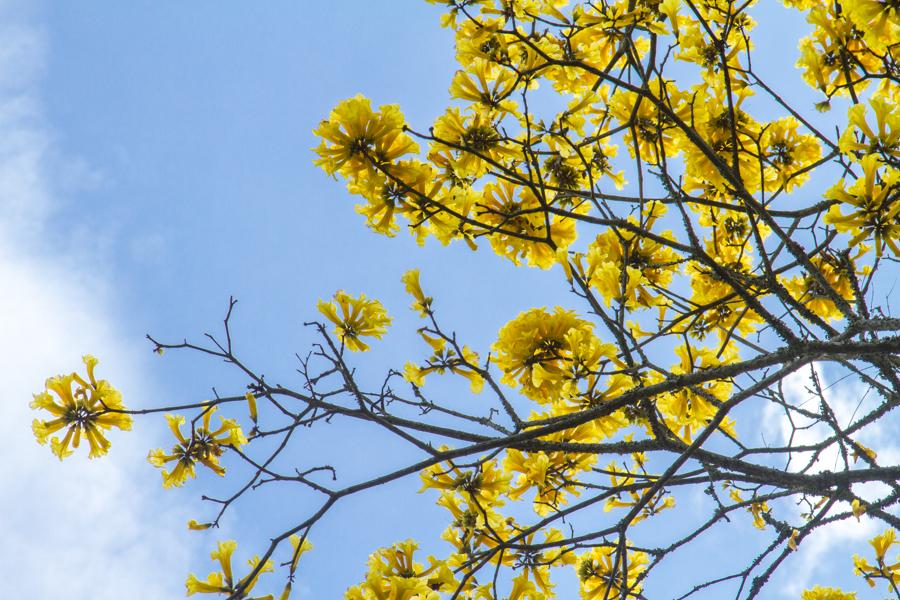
[317,290,392,352]
[31,354,132,460]
[313,95,418,180]
[401,269,432,317]
[147,405,247,488]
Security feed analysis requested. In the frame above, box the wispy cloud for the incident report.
[0,2,197,596]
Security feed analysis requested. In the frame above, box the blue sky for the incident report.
[2,1,894,598]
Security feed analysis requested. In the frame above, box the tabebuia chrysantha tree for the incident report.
[31,1,900,598]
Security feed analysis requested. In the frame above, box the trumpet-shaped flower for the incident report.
[401,269,433,317]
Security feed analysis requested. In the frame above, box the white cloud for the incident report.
[0,2,198,596]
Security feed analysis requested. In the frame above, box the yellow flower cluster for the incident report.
[313,95,418,180]
[854,528,900,590]
[185,540,274,598]
[404,329,484,394]
[479,180,577,269]
[504,423,600,516]
[492,307,619,404]
[685,209,765,340]
[318,290,392,352]
[575,203,680,310]
[826,153,900,258]
[657,343,738,443]
[31,355,132,460]
[783,252,861,322]
[147,406,247,488]
[418,451,589,595]
[801,587,857,600]
[795,3,885,106]
[345,540,458,599]
[575,544,649,600]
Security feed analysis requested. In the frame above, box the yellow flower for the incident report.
[271,535,313,600]
[781,0,819,7]
[30,355,132,460]
[453,17,514,68]
[602,446,676,524]
[436,491,513,559]
[852,499,866,520]
[313,95,418,179]
[871,528,896,561]
[497,529,574,596]
[502,573,546,600]
[676,22,749,79]
[403,362,427,387]
[551,372,633,438]
[147,405,248,488]
[317,290,392,352]
[852,443,878,463]
[505,425,598,515]
[608,78,692,166]
[749,501,770,529]
[680,82,762,194]
[854,528,900,589]
[729,489,770,529]
[794,4,877,101]
[684,234,764,340]
[186,540,274,597]
[347,160,440,237]
[548,10,636,93]
[288,534,313,573]
[404,329,484,393]
[656,342,738,443]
